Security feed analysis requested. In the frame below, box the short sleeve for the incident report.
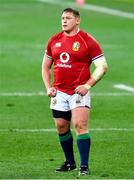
[45,38,52,60]
[86,34,103,61]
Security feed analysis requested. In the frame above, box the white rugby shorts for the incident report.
[50,90,91,111]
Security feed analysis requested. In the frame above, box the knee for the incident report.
[74,122,82,132]
[56,121,66,130]
[55,119,70,134]
[74,122,88,135]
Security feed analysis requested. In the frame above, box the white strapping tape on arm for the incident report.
[92,56,108,81]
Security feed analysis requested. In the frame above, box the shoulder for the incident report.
[79,30,98,43]
[48,32,63,44]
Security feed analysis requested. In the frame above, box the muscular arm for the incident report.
[86,56,108,87]
[42,54,56,97]
[75,56,108,95]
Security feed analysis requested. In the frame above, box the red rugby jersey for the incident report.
[45,30,103,95]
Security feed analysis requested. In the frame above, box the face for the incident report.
[61,12,80,34]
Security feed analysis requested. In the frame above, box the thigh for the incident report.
[52,109,72,134]
[71,107,90,135]
[50,91,72,134]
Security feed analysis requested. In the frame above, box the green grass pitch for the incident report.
[0,0,134,179]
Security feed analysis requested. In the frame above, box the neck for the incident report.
[64,28,80,37]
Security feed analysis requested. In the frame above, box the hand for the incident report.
[75,84,89,96]
[47,87,57,97]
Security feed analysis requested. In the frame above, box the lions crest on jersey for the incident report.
[72,41,80,51]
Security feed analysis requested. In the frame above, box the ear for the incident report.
[76,17,80,25]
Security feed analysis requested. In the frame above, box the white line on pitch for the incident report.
[0,92,134,97]
[0,91,47,97]
[38,0,134,19]
[114,84,134,92]
[0,128,134,132]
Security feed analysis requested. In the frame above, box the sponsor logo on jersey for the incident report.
[55,42,61,47]
[57,52,72,68]
[72,41,80,51]
[60,52,70,63]
[57,63,71,68]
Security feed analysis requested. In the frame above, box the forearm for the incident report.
[75,56,108,95]
[42,68,52,90]
[42,54,53,90]
[85,76,97,89]
[86,68,107,88]
[42,68,57,97]
[42,55,56,97]
[86,56,108,88]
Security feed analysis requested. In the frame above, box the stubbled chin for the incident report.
[62,28,67,31]
[62,28,70,33]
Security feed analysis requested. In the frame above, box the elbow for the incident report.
[41,65,44,78]
[100,56,108,73]
[103,62,108,74]
[104,65,108,73]
[41,70,44,79]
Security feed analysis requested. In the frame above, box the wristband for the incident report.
[83,84,91,90]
